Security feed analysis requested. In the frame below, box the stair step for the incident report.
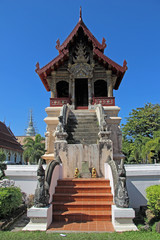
[53,193,113,202]
[53,201,112,211]
[55,185,111,193]
[68,118,97,122]
[67,109,99,144]
[69,119,97,122]
[52,178,113,227]
[57,179,110,186]
[53,210,112,222]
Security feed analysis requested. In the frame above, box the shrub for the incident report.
[0,187,22,218]
[146,185,160,217]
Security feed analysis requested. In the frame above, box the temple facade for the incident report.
[36,10,127,177]
[36,14,127,111]
[25,9,138,233]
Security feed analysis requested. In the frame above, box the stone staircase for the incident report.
[66,110,99,144]
[51,179,113,225]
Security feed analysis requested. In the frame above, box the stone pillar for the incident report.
[42,107,60,164]
[106,70,113,97]
[51,71,57,98]
[71,78,75,109]
[47,76,54,98]
[106,116,125,165]
[69,77,72,100]
[88,78,92,108]
[45,128,50,153]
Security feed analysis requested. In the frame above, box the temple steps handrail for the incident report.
[54,104,70,137]
[45,160,61,204]
[95,104,107,131]
[60,104,70,131]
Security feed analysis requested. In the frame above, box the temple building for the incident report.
[26,9,137,232]
[0,121,23,164]
[36,9,127,167]
[36,14,127,110]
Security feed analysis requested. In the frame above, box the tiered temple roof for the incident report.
[36,8,127,91]
[0,121,23,152]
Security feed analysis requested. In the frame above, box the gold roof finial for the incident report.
[79,6,82,22]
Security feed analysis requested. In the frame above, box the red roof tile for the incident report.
[36,49,69,75]
[93,48,127,73]
[36,49,69,91]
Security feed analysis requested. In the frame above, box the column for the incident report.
[47,76,54,98]
[69,77,72,101]
[72,78,75,109]
[106,70,113,97]
[51,71,57,98]
[88,78,92,108]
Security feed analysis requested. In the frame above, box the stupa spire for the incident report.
[26,109,36,136]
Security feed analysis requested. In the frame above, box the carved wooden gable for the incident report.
[68,28,94,79]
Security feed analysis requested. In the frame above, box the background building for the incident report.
[16,110,36,145]
[0,121,23,164]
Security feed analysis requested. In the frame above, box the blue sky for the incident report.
[0,0,159,136]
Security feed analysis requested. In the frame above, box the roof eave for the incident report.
[56,20,106,53]
[35,50,69,91]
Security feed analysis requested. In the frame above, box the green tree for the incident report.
[23,134,45,164]
[143,131,160,163]
[122,103,160,163]
[0,149,6,163]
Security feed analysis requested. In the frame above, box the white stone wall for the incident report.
[4,164,160,210]
[4,164,62,198]
[5,165,40,195]
[125,164,160,210]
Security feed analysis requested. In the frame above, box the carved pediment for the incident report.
[68,62,94,78]
[73,41,89,63]
[68,41,94,78]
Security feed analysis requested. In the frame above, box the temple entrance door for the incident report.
[75,79,88,109]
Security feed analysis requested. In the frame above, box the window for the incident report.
[94,80,107,97]
[56,81,69,98]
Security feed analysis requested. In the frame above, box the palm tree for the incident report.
[23,134,45,164]
[143,131,160,163]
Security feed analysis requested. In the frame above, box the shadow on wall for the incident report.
[126,180,147,210]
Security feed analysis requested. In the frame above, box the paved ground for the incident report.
[7,213,29,232]
[48,221,114,232]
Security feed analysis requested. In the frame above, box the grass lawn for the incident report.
[0,231,160,240]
